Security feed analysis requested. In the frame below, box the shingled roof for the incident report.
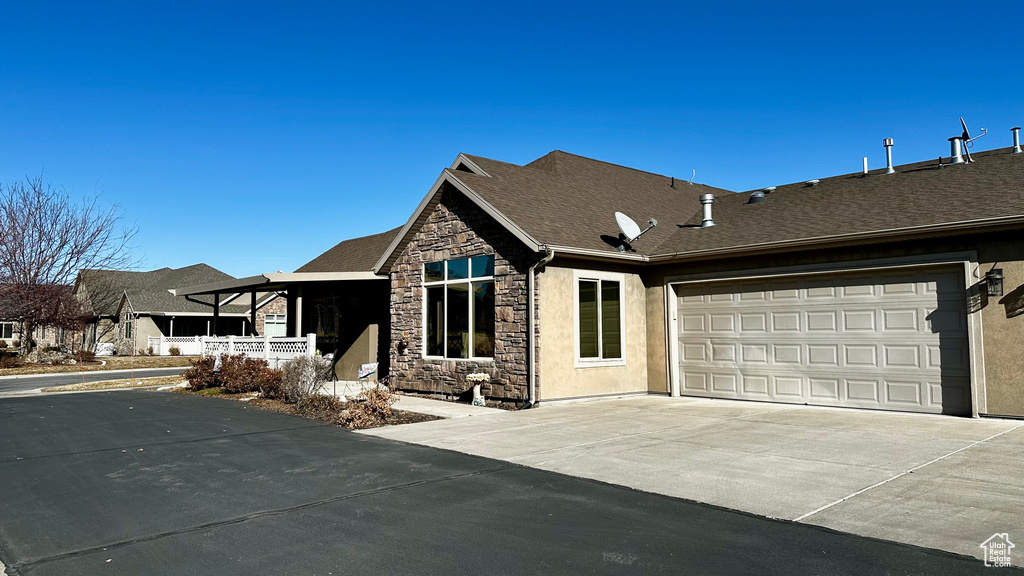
[376,145,1024,271]
[650,145,1024,260]
[296,227,403,273]
[78,264,248,316]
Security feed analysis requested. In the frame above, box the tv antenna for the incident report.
[614,211,657,252]
[960,117,987,163]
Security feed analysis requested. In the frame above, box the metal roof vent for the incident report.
[883,138,895,174]
[699,194,715,227]
[748,191,766,204]
[763,186,776,194]
[1013,127,1022,154]
[948,137,964,164]
[805,179,820,187]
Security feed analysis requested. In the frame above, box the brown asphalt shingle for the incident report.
[653,146,1024,258]
[452,151,727,255]
[296,227,402,273]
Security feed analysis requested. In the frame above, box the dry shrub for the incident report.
[280,355,331,403]
[219,354,283,395]
[75,350,96,363]
[0,355,19,369]
[342,386,398,428]
[295,394,345,423]
[168,345,181,356]
[183,356,217,391]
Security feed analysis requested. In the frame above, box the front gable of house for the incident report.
[389,183,540,401]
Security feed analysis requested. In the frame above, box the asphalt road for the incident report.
[0,392,1009,576]
[0,367,186,395]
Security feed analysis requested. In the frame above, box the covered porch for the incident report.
[169,272,391,381]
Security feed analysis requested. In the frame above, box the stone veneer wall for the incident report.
[255,295,288,336]
[390,187,539,401]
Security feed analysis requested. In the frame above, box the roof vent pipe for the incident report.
[1013,127,1022,154]
[862,157,868,175]
[949,137,964,164]
[883,138,895,174]
[700,193,716,227]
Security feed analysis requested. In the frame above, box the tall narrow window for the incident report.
[423,255,495,359]
[576,274,624,363]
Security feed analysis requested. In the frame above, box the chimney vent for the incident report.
[700,194,715,227]
[883,138,895,174]
[1013,127,1022,154]
[949,137,964,164]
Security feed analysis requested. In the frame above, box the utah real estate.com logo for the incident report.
[980,533,1014,568]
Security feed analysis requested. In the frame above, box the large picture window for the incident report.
[424,255,495,359]
[575,272,624,365]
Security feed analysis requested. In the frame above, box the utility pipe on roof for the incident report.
[527,248,555,408]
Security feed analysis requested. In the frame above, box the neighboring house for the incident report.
[0,285,76,350]
[176,133,1024,418]
[75,265,283,354]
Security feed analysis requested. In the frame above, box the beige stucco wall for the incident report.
[644,283,668,394]
[538,264,648,401]
[976,239,1024,417]
[334,324,378,381]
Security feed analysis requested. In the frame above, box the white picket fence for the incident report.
[148,334,317,367]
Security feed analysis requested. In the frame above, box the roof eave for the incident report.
[648,214,1024,263]
[170,272,386,297]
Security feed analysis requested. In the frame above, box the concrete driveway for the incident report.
[361,395,1024,565]
[3,391,999,575]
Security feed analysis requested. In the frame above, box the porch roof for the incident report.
[169,271,386,297]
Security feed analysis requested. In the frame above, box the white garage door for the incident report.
[674,267,971,415]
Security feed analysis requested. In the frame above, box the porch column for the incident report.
[295,286,303,339]
[286,290,297,337]
[169,316,174,337]
[250,291,258,336]
[212,292,220,336]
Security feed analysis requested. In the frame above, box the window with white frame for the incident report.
[264,314,287,337]
[575,271,624,364]
[423,255,495,359]
[0,322,14,340]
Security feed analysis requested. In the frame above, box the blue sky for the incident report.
[2,1,1022,277]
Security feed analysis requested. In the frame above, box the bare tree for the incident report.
[0,177,136,352]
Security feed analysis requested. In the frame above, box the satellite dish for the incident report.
[960,117,987,163]
[615,212,642,241]
[614,211,658,252]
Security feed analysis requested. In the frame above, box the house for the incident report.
[175,130,1024,418]
[74,264,283,354]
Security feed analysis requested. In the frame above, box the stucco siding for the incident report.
[645,282,668,393]
[538,264,648,400]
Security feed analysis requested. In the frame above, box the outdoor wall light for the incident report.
[985,268,1004,298]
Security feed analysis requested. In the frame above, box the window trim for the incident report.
[421,255,496,362]
[573,270,627,368]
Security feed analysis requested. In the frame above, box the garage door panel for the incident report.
[675,266,970,415]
